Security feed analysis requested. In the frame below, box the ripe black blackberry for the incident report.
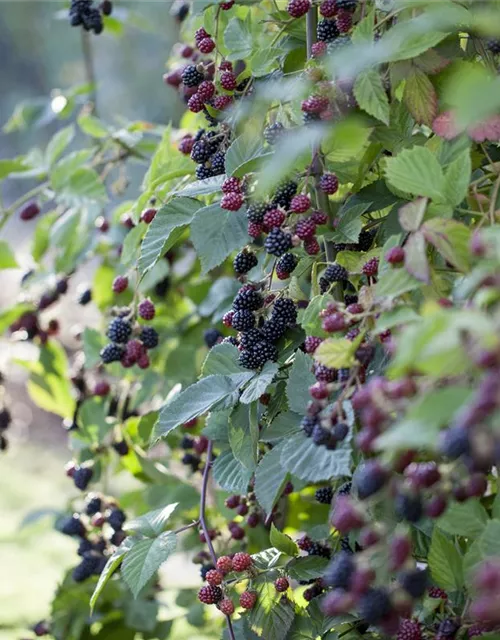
[198,584,223,604]
[191,140,213,163]
[264,123,285,145]
[324,551,355,589]
[233,249,258,274]
[301,415,319,437]
[317,19,340,41]
[398,568,428,598]
[439,425,470,459]
[261,317,287,342]
[276,253,297,276]
[233,289,263,311]
[486,39,500,54]
[231,309,255,331]
[356,228,376,251]
[326,36,351,54]
[106,317,132,344]
[196,164,214,180]
[85,495,102,516]
[77,539,94,557]
[354,461,388,499]
[336,0,357,10]
[82,7,103,33]
[0,408,11,431]
[112,440,129,457]
[60,514,86,537]
[204,328,221,348]
[340,536,354,554]
[239,341,277,369]
[77,288,92,305]
[108,507,126,531]
[180,435,194,449]
[272,180,298,208]
[315,486,334,504]
[182,65,204,87]
[308,541,331,558]
[324,263,348,283]
[239,328,264,349]
[246,202,268,224]
[210,152,225,175]
[312,424,330,446]
[140,326,159,349]
[100,343,124,363]
[358,587,391,625]
[200,563,215,580]
[73,554,101,582]
[272,297,297,325]
[395,492,423,523]
[436,619,460,639]
[337,481,352,496]
[73,466,93,490]
[303,112,321,124]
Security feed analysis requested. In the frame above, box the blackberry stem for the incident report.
[199,440,236,640]
[81,30,98,114]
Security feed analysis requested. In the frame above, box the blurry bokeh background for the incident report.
[0,4,185,637]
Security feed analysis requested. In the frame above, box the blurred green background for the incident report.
[0,4,187,638]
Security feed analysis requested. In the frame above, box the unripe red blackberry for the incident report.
[232,552,252,571]
[220,0,235,9]
[225,494,240,508]
[112,275,128,293]
[295,217,316,239]
[386,246,405,264]
[141,208,157,224]
[198,37,215,53]
[222,176,241,193]
[195,27,210,44]
[304,236,320,254]
[220,71,237,90]
[336,9,352,32]
[164,69,183,87]
[311,210,328,225]
[138,298,155,320]
[389,535,411,570]
[247,512,260,527]
[362,257,379,276]
[312,41,327,57]
[397,619,422,640]
[322,312,345,333]
[221,192,244,211]
[319,172,339,195]
[320,0,337,16]
[239,591,257,609]
[218,598,235,615]
[290,194,311,213]
[301,96,329,114]
[275,577,289,592]
[198,585,223,604]
[178,135,194,155]
[93,380,110,397]
[222,311,234,327]
[229,523,245,539]
[304,335,322,353]
[263,208,286,228]
[213,94,233,110]
[20,201,41,221]
[188,94,204,113]
[248,221,263,238]
[206,569,224,586]
[217,556,233,574]
[287,0,310,17]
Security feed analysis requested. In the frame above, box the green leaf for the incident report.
[122,531,177,598]
[398,198,427,232]
[354,69,390,125]
[82,327,105,368]
[0,303,33,334]
[314,338,359,369]
[225,135,270,178]
[59,167,106,204]
[229,402,259,470]
[212,449,253,493]
[428,527,463,590]
[31,211,58,262]
[286,351,315,415]
[299,294,334,338]
[437,500,488,538]
[423,218,471,273]
[375,307,420,334]
[46,125,75,166]
[379,23,449,63]
[404,231,430,283]
[77,113,109,138]
[90,537,135,611]
[153,373,253,441]
[125,503,178,537]
[240,361,278,404]
[0,240,18,269]
[336,202,371,243]
[478,520,500,558]
[138,197,201,275]
[385,146,446,201]
[260,411,301,443]
[270,524,299,557]
[375,267,422,298]
[249,577,295,640]
[191,204,249,274]
[403,69,437,126]
[224,17,254,61]
[443,149,471,207]
[202,342,243,377]
[287,556,329,582]
[254,445,289,514]
[171,175,225,197]
[203,409,231,442]
[280,432,352,482]
[0,158,30,180]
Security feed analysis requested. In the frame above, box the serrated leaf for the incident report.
[212,449,253,493]
[82,327,105,368]
[229,402,259,470]
[286,351,315,415]
[90,537,135,611]
[31,210,58,262]
[404,231,430,283]
[191,204,249,274]
[59,167,106,204]
[122,531,177,598]
[443,149,471,207]
[260,411,301,443]
[280,433,352,482]
[240,361,278,404]
[77,113,109,138]
[428,527,463,590]
[423,218,471,273]
[287,556,329,582]
[270,524,299,557]
[437,500,488,538]
[153,373,253,442]
[138,197,201,275]
[478,520,500,558]
[398,198,427,232]
[171,174,225,197]
[403,69,437,126]
[314,338,357,369]
[336,203,371,242]
[225,135,270,178]
[224,17,254,61]
[0,241,18,269]
[254,445,289,514]
[385,146,446,201]
[46,125,75,166]
[124,503,178,537]
[249,577,295,640]
[202,342,244,377]
[375,267,422,298]
[203,409,231,442]
[354,69,390,125]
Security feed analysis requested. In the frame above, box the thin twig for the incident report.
[488,172,500,224]
[81,31,98,114]
[174,520,200,535]
[199,441,236,640]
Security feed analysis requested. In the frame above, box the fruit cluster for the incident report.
[69,0,112,34]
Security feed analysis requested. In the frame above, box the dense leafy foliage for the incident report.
[3,0,500,639]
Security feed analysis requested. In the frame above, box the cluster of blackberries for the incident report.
[224,491,263,530]
[0,405,11,452]
[186,129,227,180]
[69,0,112,34]
[180,434,209,472]
[100,308,158,369]
[320,263,349,293]
[59,492,127,583]
[197,553,256,615]
[332,227,376,254]
[66,460,94,491]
